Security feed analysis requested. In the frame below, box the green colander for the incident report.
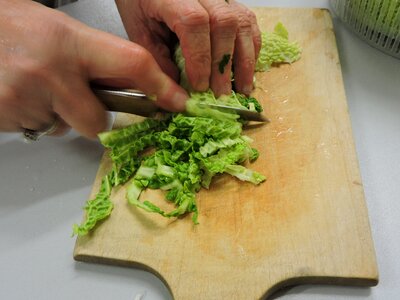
[330,0,400,58]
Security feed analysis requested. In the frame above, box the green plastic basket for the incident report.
[330,0,400,58]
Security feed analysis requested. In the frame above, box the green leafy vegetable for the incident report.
[218,54,231,74]
[256,22,302,72]
[73,22,301,235]
[73,175,113,236]
[174,46,190,91]
[224,165,266,185]
[236,93,263,112]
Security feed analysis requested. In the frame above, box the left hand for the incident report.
[115,0,262,97]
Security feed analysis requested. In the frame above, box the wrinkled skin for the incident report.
[0,0,260,138]
[0,0,187,137]
[116,0,262,96]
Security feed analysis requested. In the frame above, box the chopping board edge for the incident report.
[262,275,378,300]
[74,249,378,300]
[73,251,174,296]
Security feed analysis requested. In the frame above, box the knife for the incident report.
[92,86,269,122]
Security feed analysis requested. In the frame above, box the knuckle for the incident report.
[209,7,238,30]
[237,8,253,29]
[180,8,209,26]
[173,8,209,34]
[188,50,211,67]
[41,12,74,42]
[247,10,257,23]
[123,46,155,73]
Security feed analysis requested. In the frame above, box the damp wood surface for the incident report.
[74,8,378,300]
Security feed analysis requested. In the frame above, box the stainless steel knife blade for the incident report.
[92,86,269,122]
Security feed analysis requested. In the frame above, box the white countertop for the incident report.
[1,0,399,299]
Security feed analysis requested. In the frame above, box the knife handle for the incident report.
[92,86,161,117]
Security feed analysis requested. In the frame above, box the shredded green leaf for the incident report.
[72,175,113,236]
[73,22,301,235]
[236,93,263,112]
[218,54,231,74]
[256,22,302,72]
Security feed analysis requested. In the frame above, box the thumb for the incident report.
[78,27,188,111]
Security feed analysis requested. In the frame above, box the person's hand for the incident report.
[0,0,188,138]
[115,0,261,97]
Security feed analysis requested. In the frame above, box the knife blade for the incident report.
[92,86,269,122]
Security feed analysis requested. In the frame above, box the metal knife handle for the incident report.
[92,86,161,117]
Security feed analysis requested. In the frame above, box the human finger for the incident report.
[0,83,54,132]
[141,0,211,91]
[0,105,50,133]
[115,5,180,82]
[136,37,180,82]
[77,26,188,111]
[47,117,71,137]
[199,0,238,96]
[249,7,262,60]
[230,2,256,95]
[51,79,108,139]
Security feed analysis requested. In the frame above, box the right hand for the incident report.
[0,0,188,138]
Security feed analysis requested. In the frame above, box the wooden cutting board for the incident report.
[74,8,378,299]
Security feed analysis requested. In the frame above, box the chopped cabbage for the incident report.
[73,22,301,236]
[256,22,302,72]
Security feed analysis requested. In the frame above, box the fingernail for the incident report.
[172,91,188,111]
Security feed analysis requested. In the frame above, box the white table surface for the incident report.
[1,0,399,299]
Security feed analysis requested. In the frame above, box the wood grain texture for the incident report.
[74,8,378,299]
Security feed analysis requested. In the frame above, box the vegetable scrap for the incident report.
[73,22,301,236]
